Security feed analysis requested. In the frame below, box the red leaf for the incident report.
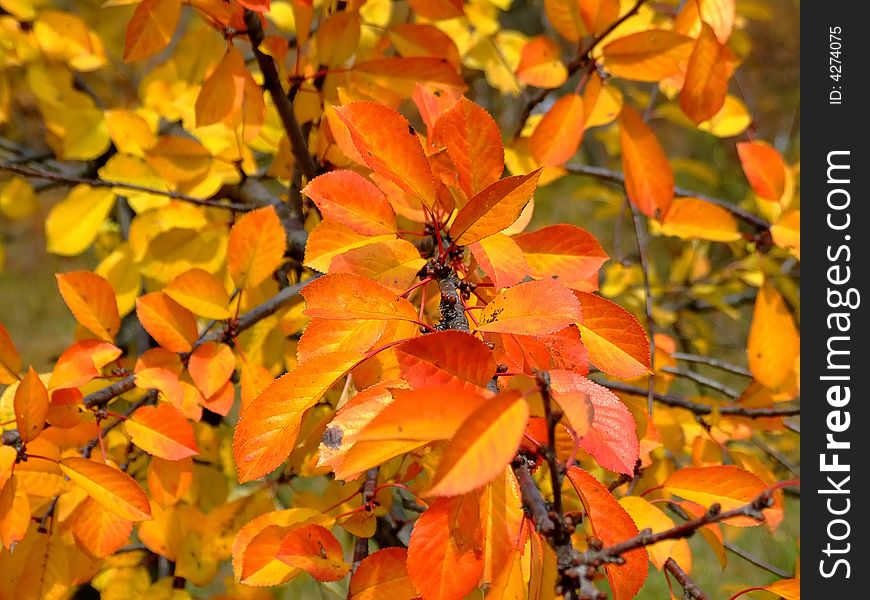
[566,466,648,599]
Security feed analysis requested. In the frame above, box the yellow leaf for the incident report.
[0,176,38,220]
[618,496,677,569]
[164,268,232,320]
[771,210,800,260]
[698,95,752,137]
[0,476,29,549]
[747,283,799,388]
[34,10,106,71]
[96,243,142,318]
[144,135,212,184]
[60,457,152,521]
[659,197,741,242]
[104,109,157,157]
[45,185,116,256]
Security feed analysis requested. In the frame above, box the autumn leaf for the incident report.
[233,352,359,482]
[276,524,349,582]
[659,197,741,242]
[663,465,768,526]
[619,105,674,218]
[46,185,116,256]
[335,102,438,209]
[349,547,418,600]
[0,476,29,549]
[301,273,419,323]
[227,205,288,289]
[123,0,181,62]
[407,493,484,600]
[396,331,497,391]
[0,323,21,384]
[470,233,531,290]
[478,278,581,336]
[303,170,397,236]
[618,496,682,570]
[70,497,134,558]
[124,403,199,460]
[164,268,232,320]
[575,291,651,378]
[428,391,528,496]
[747,283,800,387]
[737,140,787,202]
[548,369,593,437]
[432,96,505,197]
[60,457,152,521]
[530,94,584,167]
[517,37,568,89]
[297,318,387,364]
[56,271,120,342]
[188,341,235,399]
[566,466,648,599]
[14,366,48,443]
[602,30,694,81]
[195,47,247,127]
[680,23,736,124]
[450,170,542,245]
[136,292,199,353]
[147,456,193,507]
[514,224,609,290]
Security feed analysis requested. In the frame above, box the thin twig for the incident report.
[629,200,656,414]
[664,557,708,600]
[661,366,741,399]
[0,161,254,211]
[671,352,753,377]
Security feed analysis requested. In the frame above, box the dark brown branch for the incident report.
[664,558,708,600]
[351,467,379,574]
[0,161,254,212]
[566,163,770,231]
[596,379,800,418]
[244,10,318,184]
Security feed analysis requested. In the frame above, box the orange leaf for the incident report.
[530,94,585,167]
[356,385,487,442]
[14,366,48,443]
[553,372,638,474]
[413,82,464,134]
[575,291,651,378]
[349,547,417,600]
[227,205,287,289]
[659,197,741,242]
[579,0,621,35]
[390,23,462,71]
[451,170,542,245]
[304,220,393,273]
[761,578,801,600]
[134,347,184,407]
[514,224,608,290]
[188,341,235,398]
[301,273,418,323]
[164,268,231,320]
[396,331,497,391]
[619,105,674,218]
[136,292,199,353]
[549,369,593,437]
[770,209,800,259]
[147,456,193,507]
[478,278,581,336]
[407,494,484,600]
[0,323,22,384]
[517,36,568,89]
[49,339,123,390]
[125,403,199,460]
[70,496,134,558]
[303,171,397,236]
[736,140,787,202]
[335,102,438,209]
[59,457,152,521]
[544,0,587,42]
[276,524,349,582]
[663,466,768,526]
[602,30,694,82]
[675,0,736,43]
[680,23,735,124]
[0,476,29,549]
[470,233,531,290]
[56,272,120,342]
[566,466,648,599]
[297,318,387,364]
[428,391,528,496]
[329,239,426,293]
[123,0,181,62]
[747,283,799,388]
[233,352,359,482]
[432,96,505,198]
[195,47,246,127]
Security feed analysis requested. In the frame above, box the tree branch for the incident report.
[628,200,656,414]
[0,161,254,212]
[566,163,771,231]
[661,366,741,399]
[350,467,379,574]
[594,379,800,418]
[670,352,752,378]
[664,558,708,600]
[244,10,318,183]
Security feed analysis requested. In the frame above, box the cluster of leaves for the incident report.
[0,0,799,599]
